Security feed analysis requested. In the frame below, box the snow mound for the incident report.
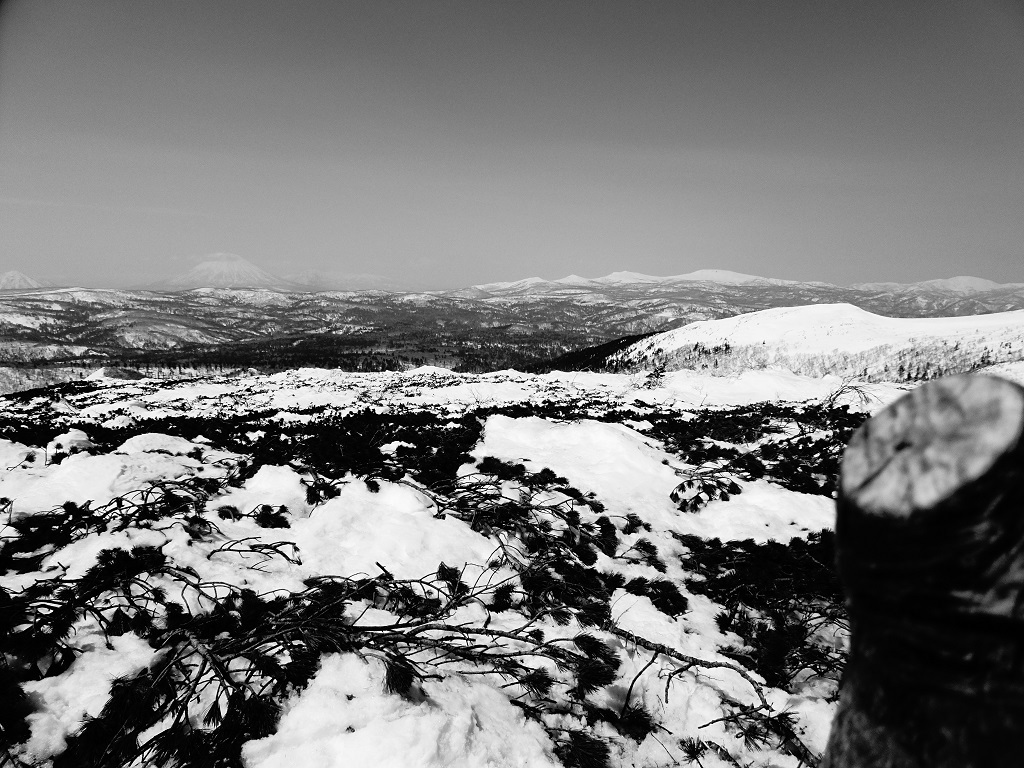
[289,482,500,581]
[86,367,146,381]
[47,429,93,456]
[243,653,559,768]
[20,632,156,763]
[116,433,203,455]
[0,447,208,518]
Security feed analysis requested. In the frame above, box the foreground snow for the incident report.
[6,363,1000,767]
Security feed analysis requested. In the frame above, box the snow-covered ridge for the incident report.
[472,270,1020,294]
[609,303,1024,382]
[624,303,1024,355]
[471,270,787,292]
[853,275,1022,293]
[4,262,1021,294]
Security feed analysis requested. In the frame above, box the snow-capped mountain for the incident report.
[605,303,1024,382]
[456,270,1024,322]
[852,275,1019,293]
[153,253,293,290]
[0,270,44,290]
[467,270,1020,297]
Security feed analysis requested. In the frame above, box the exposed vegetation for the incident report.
[649,399,867,507]
[0,389,854,767]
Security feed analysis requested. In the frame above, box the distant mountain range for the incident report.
[0,254,1023,390]
[0,260,1021,348]
[451,268,1024,334]
[465,269,1023,295]
[5,253,1023,298]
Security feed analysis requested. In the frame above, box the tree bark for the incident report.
[823,374,1024,768]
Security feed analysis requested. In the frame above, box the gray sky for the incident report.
[1,0,1023,288]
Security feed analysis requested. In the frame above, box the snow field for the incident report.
[0,364,897,767]
[60,365,909,430]
[19,632,157,763]
[470,416,838,759]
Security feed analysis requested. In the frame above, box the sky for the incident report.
[1,0,1023,289]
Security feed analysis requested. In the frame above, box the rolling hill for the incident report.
[603,303,1024,382]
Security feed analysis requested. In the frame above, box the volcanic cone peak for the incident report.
[156,253,292,290]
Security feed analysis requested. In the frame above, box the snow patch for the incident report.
[242,653,559,768]
[472,416,833,542]
[19,632,156,763]
[290,482,501,581]
[116,433,203,455]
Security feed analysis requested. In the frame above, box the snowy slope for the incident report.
[608,303,1024,382]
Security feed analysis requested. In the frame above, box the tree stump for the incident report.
[823,374,1024,768]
